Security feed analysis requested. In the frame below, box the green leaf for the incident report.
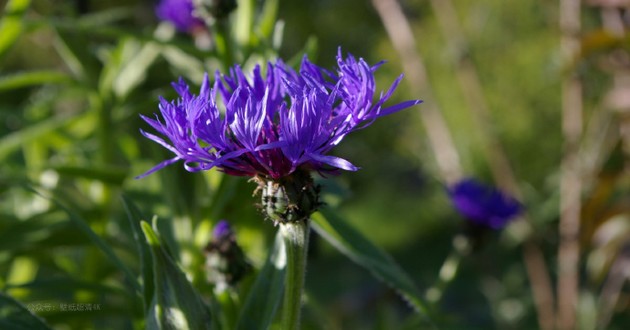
[0,211,88,252]
[113,41,161,99]
[53,30,99,83]
[311,208,434,325]
[0,292,52,330]
[29,188,142,295]
[256,0,279,41]
[52,164,128,185]
[0,71,72,91]
[161,45,205,82]
[234,0,254,47]
[141,220,213,330]
[5,278,129,301]
[236,231,286,330]
[121,195,154,312]
[0,114,81,161]
[0,0,31,62]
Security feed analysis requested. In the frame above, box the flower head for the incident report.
[156,0,205,33]
[138,49,421,180]
[448,178,522,230]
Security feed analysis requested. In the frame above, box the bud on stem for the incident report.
[255,170,320,225]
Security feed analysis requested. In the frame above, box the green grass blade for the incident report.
[0,71,71,91]
[121,195,154,312]
[29,188,142,295]
[235,231,286,330]
[0,292,52,330]
[257,0,279,41]
[0,113,85,161]
[0,0,31,62]
[311,207,434,326]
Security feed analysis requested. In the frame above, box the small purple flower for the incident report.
[448,178,522,230]
[213,220,233,240]
[156,0,205,33]
[138,49,421,179]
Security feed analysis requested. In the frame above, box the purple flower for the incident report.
[213,220,233,240]
[156,0,205,33]
[138,49,422,179]
[448,178,522,229]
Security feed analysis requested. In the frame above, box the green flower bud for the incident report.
[254,170,321,225]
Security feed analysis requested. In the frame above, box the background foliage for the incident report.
[1,0,629,329]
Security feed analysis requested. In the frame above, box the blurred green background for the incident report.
[1,0,629,329]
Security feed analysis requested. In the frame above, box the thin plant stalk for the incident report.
[424,235,470,306]
[593,7,627,330]
[558,0,583,329]
[371,0,463,185]
[280,221,310,330]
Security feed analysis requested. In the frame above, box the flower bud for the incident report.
[204,220,251,290]
[255,170,321,225]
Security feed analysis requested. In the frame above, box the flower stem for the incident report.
[280,221,309,330]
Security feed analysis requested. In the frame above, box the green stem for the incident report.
[280,221,309,330]
[425,234,470,305]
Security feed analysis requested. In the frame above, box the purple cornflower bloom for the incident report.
[156,0,205,33]
[448,178,522,230]
[138,49,421,179]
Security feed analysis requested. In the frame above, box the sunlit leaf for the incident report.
[161,46,205,83]
[0,71,71,91]
[121,195,154,311]
[141,220,213,330]
[113,41,161,99]
[0,0,31,62]
[236,232,285,330]
[234,0,254,47]
[256,0,279,41]
[311,208,434,326]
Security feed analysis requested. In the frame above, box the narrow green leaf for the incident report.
[161,45,205,82]
[0,71,71,91]
[121,195,154,312]
[52,164,128,185]
[0,0,31,62]
[0,114,81,160]
[113,41,161,99]
[0,211,86,251]
[236,232,286,330]
[29,188,142,295]
[141,220,213,330]
[256,0,279,40]
[234,0,254,46]
[0,292,52,330]
[97,37,137,97]
[5,278,129,300]
[311,208,434,325]
[53,30,102,83]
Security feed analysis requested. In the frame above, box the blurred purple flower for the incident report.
[138,49,421,179]
[448,178,522,229]
[213,220,233,240]
[156,0,205,32]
